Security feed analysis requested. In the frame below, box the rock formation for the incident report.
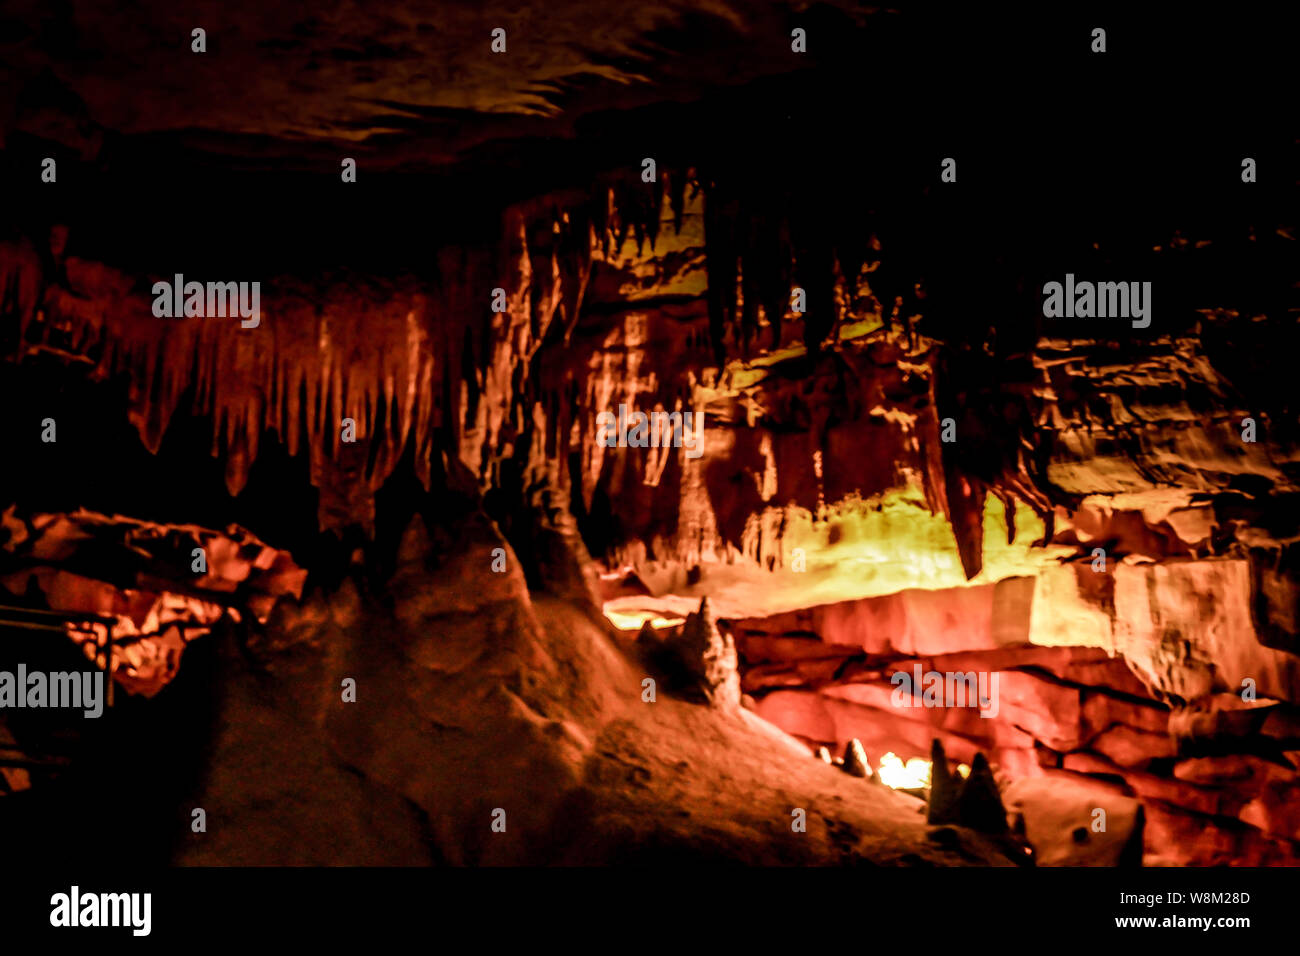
[0,2,1295,868]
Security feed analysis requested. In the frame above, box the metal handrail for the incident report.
[0,603,122,709]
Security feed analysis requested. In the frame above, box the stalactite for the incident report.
[789,197,837,356]
[738,219,762,357]
[5,169,946,556]
[703,178,739,365]
[944,467,987,581]
[667,168,689,237]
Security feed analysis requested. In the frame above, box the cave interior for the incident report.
[0,2,1297,867]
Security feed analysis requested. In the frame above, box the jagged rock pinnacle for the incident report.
[842,738,872,778]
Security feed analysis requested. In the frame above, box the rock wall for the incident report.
[734,560,1300,864]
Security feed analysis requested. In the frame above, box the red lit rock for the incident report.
[1141,799,1297,866]
[0,508,305,697]
[994,670,1082,753]
[1086,724,1179,768]
[1174,754,1296,785]
[1081,690,1170,739]
[1240,784,1300,840]
[1067,750,1216,808]
[753,689,836,742]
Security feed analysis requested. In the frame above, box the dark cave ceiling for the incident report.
[0,0,889,170]
[5,2,1287,178]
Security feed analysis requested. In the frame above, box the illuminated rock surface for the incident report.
[1,3,1297,867]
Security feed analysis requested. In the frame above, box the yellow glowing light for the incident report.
[618,487,1075,622]
[603,609,686,631]
[876,752,933,790]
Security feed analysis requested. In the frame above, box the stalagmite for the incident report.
[927,742,1009,836]
[841,738,872,778]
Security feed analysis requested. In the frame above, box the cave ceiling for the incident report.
[1,0,884,171]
